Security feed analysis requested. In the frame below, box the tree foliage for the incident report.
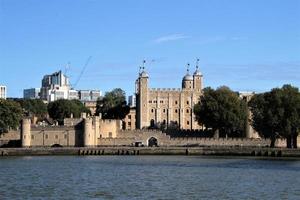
[249,84,300,148]
[194,86,248,137]
[0,99,23,134]
[96,88,130,119]
[14,99,47,118]
[48,99,90,125]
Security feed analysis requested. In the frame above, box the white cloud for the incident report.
[153,34,189,44]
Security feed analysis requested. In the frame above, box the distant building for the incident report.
[23,88,40,99]
[128,95,136,107]
[40,70,71,102]
[78,90,101,102]
[0,85,6,99]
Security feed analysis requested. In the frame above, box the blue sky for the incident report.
[0,0,299,98]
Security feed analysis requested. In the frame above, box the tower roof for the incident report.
[193,58,202,76]
[183,63,193,81]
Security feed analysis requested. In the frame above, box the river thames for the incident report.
[0,156,299,199]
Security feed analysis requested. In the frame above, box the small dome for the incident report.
[140,71,149,78]
[183,73,193,81]
[193,69,202,76]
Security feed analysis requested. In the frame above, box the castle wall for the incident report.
[29,127,82,147]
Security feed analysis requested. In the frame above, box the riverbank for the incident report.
[1,146,300,157]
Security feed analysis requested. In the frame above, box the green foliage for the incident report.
[14,99,47,117]
[194,86,248,137]
[0,99,23,134]
[249,84,300,147]
[96,88,130,119]
[47,99,90,125]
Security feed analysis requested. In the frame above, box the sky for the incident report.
[0,0,299,98]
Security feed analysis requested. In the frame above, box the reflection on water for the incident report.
[0,156,300,199]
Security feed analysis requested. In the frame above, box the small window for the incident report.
[160,100,163,103]
[163,109,166,113]
[100,134,102,138]
[109,132,112,138]
[151,109,154,113]
[45,134,48,139]
[55,135,58,139]
[175,109,178,113]
[24,135,26,139]
[31,135,34,140]
[128,122,131,126]
[64,134,67,139]
[175,101,178,105]
[128,115,131,119]
[186,109,189,113]
[149,100,152,103]
[187,101,189,105]
[187,121,190,125]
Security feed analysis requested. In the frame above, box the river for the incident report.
[0,156,299,199]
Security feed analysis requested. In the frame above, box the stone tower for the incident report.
[182,64,193,90]
[193,59,203,92]
[83,117,95,147]
[136,66,149,129]
[21,118,31,147]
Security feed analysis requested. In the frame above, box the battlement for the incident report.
[149,88,181,92]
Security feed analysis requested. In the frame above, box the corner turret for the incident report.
[21,118,31,147]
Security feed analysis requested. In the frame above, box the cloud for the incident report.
[153,34,189,44]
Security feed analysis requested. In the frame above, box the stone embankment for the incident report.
[1,147,300,157]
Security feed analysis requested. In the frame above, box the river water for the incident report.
[0,156,299,200]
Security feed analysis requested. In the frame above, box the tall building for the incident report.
[23,88,40,99]
[0,85,6,99]
[135,63,203,130]
[40,70,71,102]
[128,95,136,107]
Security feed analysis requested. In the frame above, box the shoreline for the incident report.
[1,146,300,158]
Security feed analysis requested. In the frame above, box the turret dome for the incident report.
[183,73,193,81]
[140,70,149,78]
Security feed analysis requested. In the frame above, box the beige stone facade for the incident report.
[136,64,203,130]
[124,108,136,130]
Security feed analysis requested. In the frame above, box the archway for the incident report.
[148,137,158,147]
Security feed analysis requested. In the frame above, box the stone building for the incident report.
[135,63,203,130]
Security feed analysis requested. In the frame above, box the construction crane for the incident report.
[72,56,92,89]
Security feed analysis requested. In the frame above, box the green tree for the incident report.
[96,88,130,119]
[48,99,90,125]
[249,84,300,148]
[0,99,23,134]
[14,99,47,118]
[194,86,248,138]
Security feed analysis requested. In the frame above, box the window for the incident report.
[64,134,67,139]
[160,100,163,103]
[45,134,48,139]
[31,135,34,140]
[100,134,102,138]
[128,122,131,126]
[186,109,189,113]
[163,109,166,113]
[187,101,189,105]
[24,135,26,139]
[128,115,131,119]
[151,109,154,113]
[175,101,178,105]
[109,132,112,138]
[55,135,58,139]
[175,109,178,113]
[187,121,190,125]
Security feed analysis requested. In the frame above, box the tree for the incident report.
[47,99,90,125]
[249,84,300,148]
[0,99,23,134]
[14,99,47,118]
[96,88,130,119]
[194,86,248,138]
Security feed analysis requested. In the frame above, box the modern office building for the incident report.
[78,90,101,102]
[0,85,6,99]
[23,88,41,99]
